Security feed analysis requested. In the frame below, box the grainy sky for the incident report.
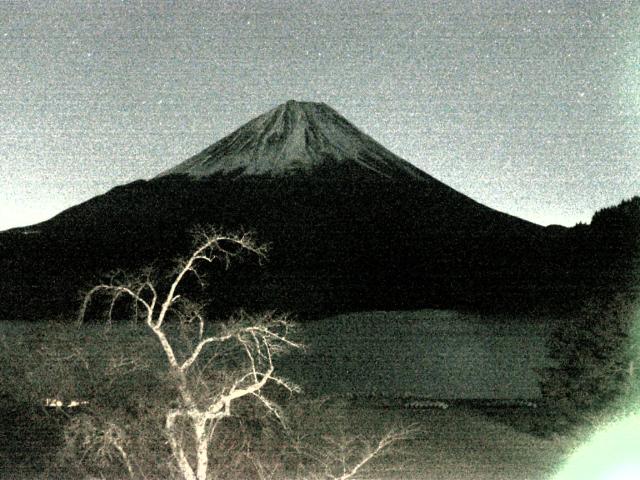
[1,0,638,230]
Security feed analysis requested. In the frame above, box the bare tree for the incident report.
[75,227,413,480]
[79,228,302,480]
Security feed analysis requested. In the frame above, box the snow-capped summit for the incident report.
[159,100,433,181]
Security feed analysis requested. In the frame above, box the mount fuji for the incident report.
[0,100,579,319]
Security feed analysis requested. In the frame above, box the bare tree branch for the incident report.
[75,227,296,480]
[330,427,418,480]
[73,227,408,480]
[180,334,234,373]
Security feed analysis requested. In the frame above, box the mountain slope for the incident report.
[160,100,434,182]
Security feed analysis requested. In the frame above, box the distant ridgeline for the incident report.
[0,172,637,321]
[0,100,637,320]
[567,197,640,305]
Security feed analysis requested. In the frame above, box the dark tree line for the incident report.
[539,197,640,432]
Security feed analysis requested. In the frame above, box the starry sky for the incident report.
[1,0,638,230]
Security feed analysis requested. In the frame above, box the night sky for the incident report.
[1,0,638,230]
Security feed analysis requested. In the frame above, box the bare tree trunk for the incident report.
[166,411,197,480]
[194,415,209,480]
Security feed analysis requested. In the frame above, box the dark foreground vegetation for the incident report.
[1,294,638,479]
[0,390,576,480]
[0,192,637,478]
[0,314,567,479]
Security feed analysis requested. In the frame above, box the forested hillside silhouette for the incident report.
[0,169,635,320]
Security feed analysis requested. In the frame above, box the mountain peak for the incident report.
[284,98,319,107]
[281,99,328,112]
[159,101,432,181]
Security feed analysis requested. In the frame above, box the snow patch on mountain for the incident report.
[159,100,433,181]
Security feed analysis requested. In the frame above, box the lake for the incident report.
[280,309,553,399]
